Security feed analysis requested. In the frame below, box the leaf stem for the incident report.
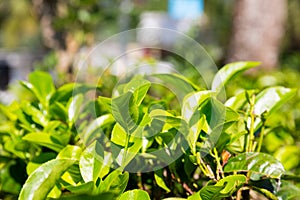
[257,119,266,152]
[196,152,215,180]
[212,148,224,180]
[247,94,256,152]
[122,130,131,167]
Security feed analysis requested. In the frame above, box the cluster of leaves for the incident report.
[225,68,300,174]
[0,62,299,200]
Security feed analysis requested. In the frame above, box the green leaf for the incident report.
[21,71,56,107]
[22,133,64,152]
[26,152,57,175]
[187,115,206,154]
[98,170,129,195]
[0,102,18,121]
[225,90,256,110]
[182,91,214,124]
[198,185,226,200]
[149,109,186,131]
[19,159,75,200]
[57,145,82,160]
[154,170,171,193]
[57,192,117,200]
[21,102,48,127]
[82,114,115,146]
[112,132,143,168]
[277,181,300,200]
[119,189,150,200]
[215,175,247,195]
[64,181,95,194]
[151,73,199,97]
[111,123,129,146]
[252,87,296,130]
[281,174,300,182]
[252,186,278,200]
[188,175,246,200]
[224,152,285,178]
[0,160,22,194]
[67,94,84,124]
[254,87,296,116]
[212,61,260,93]
[79,141,111,182]
[111,92,136,133]
[50,83,97,103]
[97,96,112,113]
[49,101,68,121]
[122,76,151,106]
[274,145,300,170]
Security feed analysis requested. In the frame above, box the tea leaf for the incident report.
[212,61,260,93]
[19,159,75,200]
[224,152,285,178]
[119,189,150,200]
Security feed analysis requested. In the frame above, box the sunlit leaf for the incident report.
[79,141,111,182]
[224,152,285,178]
[50,83,97,103]
[151,74,199,99]
[22,133,64,152]
[154,170,171,193]
[57,145,82,160]
[190,185,225,200]
[97,170,129,196]
[212,61,260,93]
[67,94,84,124]
[215,175,247,195]
[252,87,297,130]
[64,181,95,194]
[111,92,136,133]
[81,114,115,146]
[182,91,214,124]
[19,159,75,200]
[119,189,150,200]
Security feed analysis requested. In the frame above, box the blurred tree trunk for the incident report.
[227,0,287,70]
[32,0,78,77]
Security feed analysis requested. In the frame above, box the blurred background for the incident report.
[0,0,300,90]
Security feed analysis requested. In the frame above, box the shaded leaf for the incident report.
[57,192,116,200]
[276,181,300,200]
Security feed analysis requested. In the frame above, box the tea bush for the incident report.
[0,62,299,200]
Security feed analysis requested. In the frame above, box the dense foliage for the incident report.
[0,62,300,200]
